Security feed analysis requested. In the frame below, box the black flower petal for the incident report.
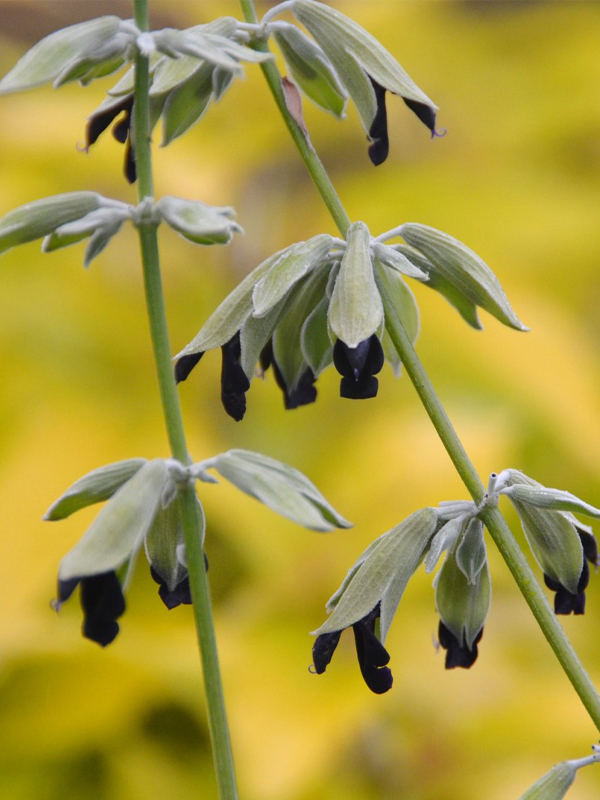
[79,571,126,647]
[57,577,80,604]
[544,562,589,615]
[578,529,599,567]
[124,139,137,184]
[368,78,389,166]
[175,352,204,384]
[86,95,137,183]
[352,605,393,694]
[221,332,251,421]
[402,97,438,137]
[86,95,133,148]
[262,340,317,410]
[438,621,483,669]
[311,604,393,694]
[333,335,384,399]
[544,528,598,616]
[259,341,274,372]
[150,566,192,609]
[312,630,342,674]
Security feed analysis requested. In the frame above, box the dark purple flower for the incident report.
[544,529,599,615]
[438,621,483,669]
[312,604,393,694]
[56,571,125,647]
[86,94,137,184]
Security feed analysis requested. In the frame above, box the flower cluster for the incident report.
[175,220,526,420]
[310,472,600,693]
[47,450,350,645]
[265,0,443,164]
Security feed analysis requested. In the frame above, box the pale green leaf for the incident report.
[239,295,290,380]
[374,258,419,377]
[301,296,333,376]
[145,499,187,592]
[425,516,466,573]
[503,484,600,520]
[502,471,584,593]
[517,763,577,800]
[393,243,482,329]
[161,62,215,146]
[435,545,491,649]
[272,266,329,391]
[293,0,436,130]
[372,242,428,281]
[456,518,486,584]
[155,195,242,245]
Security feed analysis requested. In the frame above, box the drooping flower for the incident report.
[175,222,426,419]
[496,470,600,615]
[311,471,600,691]
[175,219,527,420]
[47,450,350,645]
[84,17,272,181]
[310,508,439,692]
[270,0,442,164]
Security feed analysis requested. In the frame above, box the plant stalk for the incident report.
[241,0,600,731]
[133,1,239,796]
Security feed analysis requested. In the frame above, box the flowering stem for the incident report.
[241,0,600,731]
[133,1,239,797]
[238,0,351,236]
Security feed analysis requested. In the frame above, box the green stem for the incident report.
[133,2,239,797]
[241,0,600,731]
[239,0,351,236]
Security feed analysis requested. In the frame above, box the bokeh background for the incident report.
[1,1,600,798]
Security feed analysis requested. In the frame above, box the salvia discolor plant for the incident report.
[1,2,599,798]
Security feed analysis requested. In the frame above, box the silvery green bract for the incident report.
[197,449,351,532]
[497,469,600,615]
[517,746,600,800]
[0,16,137,94]
[49,449,349,645]
[155,196,242,246]
[289,0,439,164]
[273,24,347,117]
[393,223,528,331]
[174,221,426,420]
[0,191,135,267]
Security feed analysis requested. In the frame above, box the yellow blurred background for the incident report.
[1,1,600,798]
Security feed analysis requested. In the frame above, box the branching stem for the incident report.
[133,1,239,797]
[240,0,600,731]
